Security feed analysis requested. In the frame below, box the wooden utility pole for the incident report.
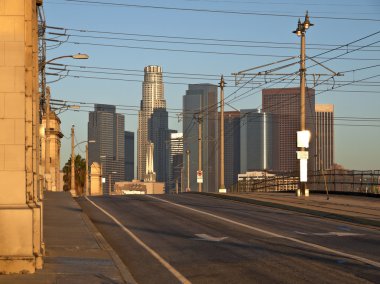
[197,115,203,193]
[219,76,226,193]
[70,125,76,196]
[85,144,89,195]
[186,149,190,191]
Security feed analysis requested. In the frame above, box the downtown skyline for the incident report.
[43,0,380,172]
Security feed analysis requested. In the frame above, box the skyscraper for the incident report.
[240,109,275,173]
[88,104,125,194]
[219,111,240,189]
[315,104,334,171]
[183,84,218,192]
[262,87,315,173]
[137,65,167,181]
[168,132,183,191]
[124,131,134,181]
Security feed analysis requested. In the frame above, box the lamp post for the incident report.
[219,75,226,193]
[186,150,190,192]
[70,124,94,196]
[293,11,313,196]
[43,53,88,191]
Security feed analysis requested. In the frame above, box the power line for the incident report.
[58,0,380,22]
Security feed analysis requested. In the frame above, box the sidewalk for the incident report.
[0,191,134,284]
[203,192,380,227]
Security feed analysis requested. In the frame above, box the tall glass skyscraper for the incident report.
[240,109,275,173]
[137,65,168,181]
[88,104,125,195]
[315,104,334,171]
[262,87,315,173]
[183,84,218,192]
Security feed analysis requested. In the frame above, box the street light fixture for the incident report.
[70,124,95,196]
[293,11,313,197]
[43,53,89,191]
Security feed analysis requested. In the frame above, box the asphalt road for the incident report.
[77,194,380,284]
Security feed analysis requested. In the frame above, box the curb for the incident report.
[77,199,138,284]
[192,192,380,228]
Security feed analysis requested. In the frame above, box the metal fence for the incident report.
[230,170,380,195]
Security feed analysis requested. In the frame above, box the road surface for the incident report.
[77,194,380,284]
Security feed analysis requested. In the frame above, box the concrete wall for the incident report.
[0,0,43,273]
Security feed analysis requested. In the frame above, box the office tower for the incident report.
[88,104,125,195]
[149,108,169,183]
[168,132,183,191]
[219,111,241,189]
[124,131,134,181]
[137,65,167,181]
[183,84,218,192]
[240,109,275,173]
[315,104,334,171]
[262,87,315,173]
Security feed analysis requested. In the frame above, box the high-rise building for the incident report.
[315,104,334,171]
[240,109,275,173]
[219,111,241,189]
[149,108,169,183]
[183,84,218,192]
[168,132,183,191]
[124,131,134,181]
[88,104,125,195]
[137,65,167,181]
[262,87,315,173]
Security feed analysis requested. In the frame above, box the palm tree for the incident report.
[62,154,86,195]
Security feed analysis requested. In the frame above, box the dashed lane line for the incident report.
[85,196,191,284]
[147,195,380,269]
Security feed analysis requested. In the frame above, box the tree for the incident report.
[62,154,86,195]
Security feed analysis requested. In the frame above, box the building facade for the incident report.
[148,108,169,184]
[168,132,183,191]
[88,104,125,195]
[41,111,63,191]
[0,0,44,273]
[240,109,275,173]
[124,131,134,181]
[262,88,315,173]
[137,65,167,181]
[315,104,334,171]
[183,84,218,192]
[219,111,241,189]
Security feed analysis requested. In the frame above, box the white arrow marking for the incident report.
[195,234,228,242]
[295,231,364,237]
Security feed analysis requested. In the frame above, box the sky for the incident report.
[42,0,380,171]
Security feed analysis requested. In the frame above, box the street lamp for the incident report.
[70,124,95,196]
[293,11,313,197]
[43,53,88,191]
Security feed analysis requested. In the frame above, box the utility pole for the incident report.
[175,178,178,194]
[45,86,51,190]
[180,167,184,193]
[186,149,190,191]
[293,11,313,197]
[85,144,89,196]
[108,173,112,195]
[197,115,203,192]
[70,125,76,196]
[219,76,226,193]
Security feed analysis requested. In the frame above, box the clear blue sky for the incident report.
[43,0,380,171]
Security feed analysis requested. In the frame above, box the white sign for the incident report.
[297,130,311,148]
[300,159,308,182]
[297,151,309,160]
[102,177,106,183]
[197,170,203,183]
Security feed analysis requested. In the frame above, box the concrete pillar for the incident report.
[90,162,102,195]
[0,0,43,274]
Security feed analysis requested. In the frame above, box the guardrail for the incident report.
[230,170,380,195]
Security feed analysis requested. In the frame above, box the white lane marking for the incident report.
[85,196,191,284]
[295,231,364,237]
[195,234,228,242]
[147,195,380,269]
